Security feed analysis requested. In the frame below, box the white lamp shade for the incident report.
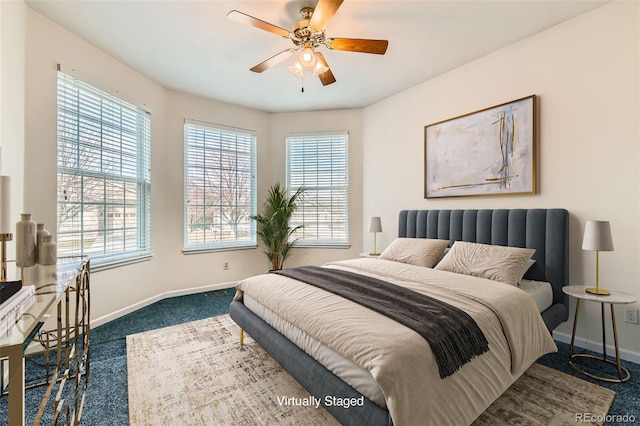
[312,60,329,76]
[312,52,329,76]
[368,216,382,233]
[299,47,317,69]
[0,176,10,234]
[582,220,613,251]
[288,59,305,77]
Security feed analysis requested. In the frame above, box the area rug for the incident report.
[127,315,615,426]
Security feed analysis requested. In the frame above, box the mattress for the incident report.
[244,294,388,408]
[520,279,553,313]
[242,271,552,414]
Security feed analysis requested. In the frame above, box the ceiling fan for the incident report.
[227,0,389,87]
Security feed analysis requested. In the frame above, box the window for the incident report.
[56,71,151,268]
[286,132,349,246]
[184,120,257,251]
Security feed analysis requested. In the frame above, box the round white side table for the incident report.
[562,285,637,383]
[359,253,380,258]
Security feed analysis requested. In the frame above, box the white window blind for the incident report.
[286,132,349,246]
[56,71,152,267]
[184,120,257,251]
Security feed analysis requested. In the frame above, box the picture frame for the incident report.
[424,95,536,198]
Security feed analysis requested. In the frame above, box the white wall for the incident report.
[270,109,365,267]
[362,1,640,358]
[0,0,26,263]
[24,8,164,321]
[161,89,273,287]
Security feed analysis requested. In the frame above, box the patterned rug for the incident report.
[127,315,615,425]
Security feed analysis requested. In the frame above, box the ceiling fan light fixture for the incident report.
[299,47,318,69]
[312,59,329,76]
[289,46,323,77]
[288,58,305,77]
[230,1,387,87]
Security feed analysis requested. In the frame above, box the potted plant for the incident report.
[251,182,304,271]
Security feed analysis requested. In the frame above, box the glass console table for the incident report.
[0,257,90,426]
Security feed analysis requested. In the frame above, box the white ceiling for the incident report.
[25,0,608,113]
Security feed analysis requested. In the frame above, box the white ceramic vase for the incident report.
[38,234,57,266]
[16,213,37,267]
[37,223,49,246]
[36,223,49,262]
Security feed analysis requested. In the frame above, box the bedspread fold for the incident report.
[273,265,489,378]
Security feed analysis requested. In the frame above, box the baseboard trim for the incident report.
[553,330,640,364]
[91,281,238,328]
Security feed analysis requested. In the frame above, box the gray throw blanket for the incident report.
[273,265,489,378]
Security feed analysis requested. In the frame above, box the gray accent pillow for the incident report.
[434,241,535,286]
[379,238,450,268]
[520,259,536,285]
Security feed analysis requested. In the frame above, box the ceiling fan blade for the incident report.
[227,10,291,38]
[250,49,297,73]
[309,0,344,31]
[315,52,336,86]
[326,38,389,55]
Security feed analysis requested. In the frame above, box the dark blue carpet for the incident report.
[2,287,638,425]
[537,341,640,425]
[0,289,235,426]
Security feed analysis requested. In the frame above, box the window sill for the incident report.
[90,253,153,272]
[294,243,351,249]
[182,245,258,255]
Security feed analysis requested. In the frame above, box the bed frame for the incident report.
[229,208,569,426]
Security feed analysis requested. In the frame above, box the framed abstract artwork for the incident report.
[424,95,536,198]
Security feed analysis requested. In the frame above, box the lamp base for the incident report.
[369,252,380,256]
[585,287,610,296]
[1,233,12,282]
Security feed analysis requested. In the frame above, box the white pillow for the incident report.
[434,241,535,286]
[379,238,450,268]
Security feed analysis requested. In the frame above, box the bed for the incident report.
[230,209,569,426]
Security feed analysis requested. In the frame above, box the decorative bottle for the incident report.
[38,234,57,266]
[16,213,37,267]
[36,223,48,261]
[37,223,49,246]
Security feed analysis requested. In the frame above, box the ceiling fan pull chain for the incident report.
[301,75,305,93]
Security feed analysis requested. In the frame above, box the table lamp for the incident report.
[582,220,613,295]
[368,216,382,256]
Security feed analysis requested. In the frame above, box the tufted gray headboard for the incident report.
[398,209,569,331]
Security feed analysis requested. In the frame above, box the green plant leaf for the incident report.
[251,182,305,270]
